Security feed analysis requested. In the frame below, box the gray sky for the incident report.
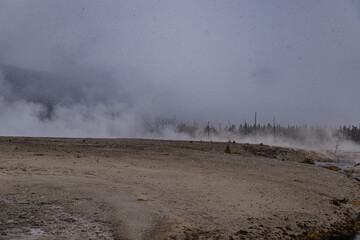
[0,0,360,137]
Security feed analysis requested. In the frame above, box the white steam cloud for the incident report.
[0,1,360,153]
[0,64,148,137]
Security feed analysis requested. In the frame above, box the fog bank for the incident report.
[0,1,360,147]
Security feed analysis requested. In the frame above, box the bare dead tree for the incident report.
[207,121,210,138]
[273,115,276,142]
[254,112,257,141]
[334,140,340,155]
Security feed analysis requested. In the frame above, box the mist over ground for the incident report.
[0,1,360,150]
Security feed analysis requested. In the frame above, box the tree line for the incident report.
[145,117,360,144]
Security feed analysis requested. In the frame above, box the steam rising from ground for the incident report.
[1,1,360,153]
[0,64,149,138]
[0,65,355,154]
[0,64,359,153]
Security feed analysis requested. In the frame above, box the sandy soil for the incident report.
[0,137,359,239]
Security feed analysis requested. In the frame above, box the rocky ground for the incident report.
[0,137,359,239]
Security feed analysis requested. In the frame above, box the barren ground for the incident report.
[0,137,359,239]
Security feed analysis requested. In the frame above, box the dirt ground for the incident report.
[0,137,359,239]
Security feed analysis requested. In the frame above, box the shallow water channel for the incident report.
[314,154,360,180]
[315,155,360,239]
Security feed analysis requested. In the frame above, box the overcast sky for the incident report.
[0,0,360,137]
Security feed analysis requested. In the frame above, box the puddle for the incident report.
[355,233,360,240]
[25,227,44,236]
